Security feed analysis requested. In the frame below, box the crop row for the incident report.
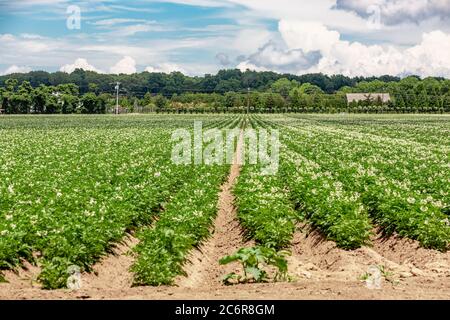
[232,117,297,249]
[253,116,372,249]
[260,115,449,250]
[132,164,229,285]
[0,115,237,288]
[131,117,243,285]
[291,114,450,147]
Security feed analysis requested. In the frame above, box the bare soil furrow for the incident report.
[177,130,253,289]
[81,233,139,291]
[287,224,450,296]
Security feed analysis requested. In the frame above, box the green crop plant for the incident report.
[219,246,290,285]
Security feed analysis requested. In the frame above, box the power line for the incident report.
[114,82,120,115]
[247,87,250,114]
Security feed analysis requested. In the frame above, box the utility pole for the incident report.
[247,87,250,114]
[114,82,120,114]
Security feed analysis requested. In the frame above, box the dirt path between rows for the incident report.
[1,257,42,291]
[81,233,139,291]
[286,224,450,297]
[176,129,253,289]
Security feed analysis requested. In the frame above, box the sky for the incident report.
[0,0,450,77]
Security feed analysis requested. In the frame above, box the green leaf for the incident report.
[245,267,267,282]
[219,254,239,265]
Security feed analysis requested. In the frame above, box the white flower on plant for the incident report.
[154,172,161,177]
[7,185,14,194]
[5,214,13,220]
[192,210,203,217]
[407,197,416,204]
[420,206,428,212]
[334,181,343,189]
[1,230,8,236]
[84,210,95,217]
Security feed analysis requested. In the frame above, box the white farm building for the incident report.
[346,93,391,105]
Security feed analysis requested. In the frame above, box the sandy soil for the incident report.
[1,130,450,300]
[287,225,450,288]
[2,274,450,300]
[1,257,42,291]
[1,227,450,300]
[81,234,139,291]
[176,130,254,289]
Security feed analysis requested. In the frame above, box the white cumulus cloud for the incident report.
[238,20,450,78]
[404,30,450,77]
[0,65,32,75]
[110,56,137,74]
[60,58,100,73]
[145,63,185,74]
[237,41,321,73]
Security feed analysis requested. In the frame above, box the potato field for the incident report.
[0,114,449,299]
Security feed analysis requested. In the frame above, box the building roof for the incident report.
[346,93,391,103]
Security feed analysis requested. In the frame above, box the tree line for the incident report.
[0,69,449,114]
[0,69,402,95]
[0,79,109,114]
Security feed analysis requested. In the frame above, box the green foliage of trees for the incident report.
[0,69,449,114]
[154,94,168,110]
[271,78,298,98]
[0,80,109,115]
[0,68,399,96]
